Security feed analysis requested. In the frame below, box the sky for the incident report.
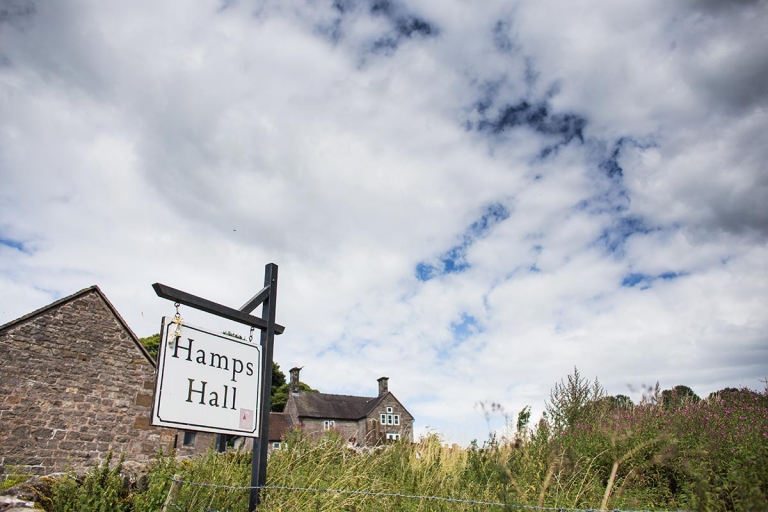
[1,0,766,444]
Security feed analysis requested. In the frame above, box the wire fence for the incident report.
[170,477,686,512]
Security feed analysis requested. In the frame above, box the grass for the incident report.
[37,380,767,511]
[0,468,34,492]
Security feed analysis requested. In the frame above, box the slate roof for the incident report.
[268,412,291,441]
[292,392,387,420]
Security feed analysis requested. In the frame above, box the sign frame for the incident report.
[150,316,263,437]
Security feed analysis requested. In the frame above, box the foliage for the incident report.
[610,394,633,409]
[708,387,739,400]
[545,367,606,433]
[271,361,287,390]
[267,362,322,411]
[137,334,159,361]
[271,381,317,412]
[516,405,531,434]
[661,385,701,409]
[131,450,181,512]
[47,453,131,512]
[512,378,768,511]
[42,371,768,512]
[0,469,33,491]
[243,430,506,511]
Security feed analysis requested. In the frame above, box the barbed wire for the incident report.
[171,477,683,512]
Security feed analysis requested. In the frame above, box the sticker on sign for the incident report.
[150,317,262,436]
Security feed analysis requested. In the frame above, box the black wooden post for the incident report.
[250,263,278,511]
[151,263,283,511]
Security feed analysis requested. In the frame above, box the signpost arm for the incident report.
[152,283,285,335]
[250,263,278,511]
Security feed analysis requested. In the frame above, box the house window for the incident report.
[386,433,400,441]
[384,414,400,425]
[386,407,393,413]
[324,420,335,430]
[182,431,196,446]
[272,442,281,450]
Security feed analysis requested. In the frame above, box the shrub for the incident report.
[41,375,768,511]
[47,453,130,512]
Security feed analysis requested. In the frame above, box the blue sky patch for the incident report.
[622,273,649,288]
[450,313,483,341]
[321,0,438,50]
[368,1,439,48]
[595,216,658,255]
[0,236,29,254]
[478,100,586,145]
[416,203,510,281]
[415,262,437,281]
[599,141,624,178]
[598,136,657,179]
[622,271,686,289]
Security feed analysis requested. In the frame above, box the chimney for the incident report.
[377,376,389,397]
[290,367,302,395]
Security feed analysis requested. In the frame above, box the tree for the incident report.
[138,334,160,361]
[707,387,738,400]
[516,405,532,433]
[609,394,633,409]
[271,381,318,412]
[272,362,287,391]
[545,367,606,432]
[661,385,700,409]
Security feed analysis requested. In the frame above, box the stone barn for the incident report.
[0,286,212,480]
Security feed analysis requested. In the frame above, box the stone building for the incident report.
[283,368,414,446]
[0,286,212,480]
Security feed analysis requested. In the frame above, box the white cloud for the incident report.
[1,0,766,445]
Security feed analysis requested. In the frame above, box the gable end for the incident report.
[0,286,155,366]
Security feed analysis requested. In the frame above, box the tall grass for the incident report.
[41,384,767,511]
[261,429,507,510]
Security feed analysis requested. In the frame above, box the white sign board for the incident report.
[150,317,262,436]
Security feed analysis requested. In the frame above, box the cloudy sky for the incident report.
[1,0,766,443]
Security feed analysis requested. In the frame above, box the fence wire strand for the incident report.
[171,477,683,512]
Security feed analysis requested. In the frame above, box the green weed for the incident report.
[41,374,768,512]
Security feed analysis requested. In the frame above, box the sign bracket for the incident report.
[152,283,284,335]
[152,263,281,510]
[239,285,271,314]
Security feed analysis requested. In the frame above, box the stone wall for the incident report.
[367,394,414,443]
[174,431,217,457]
[0,288,176,479]
[300,418,361,442]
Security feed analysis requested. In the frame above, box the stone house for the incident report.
[0,286,213,480]
[283,368,414,446]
